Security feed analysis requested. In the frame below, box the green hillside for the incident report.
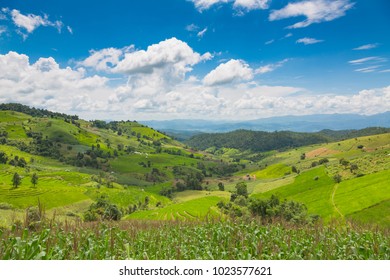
[0,104,389,229]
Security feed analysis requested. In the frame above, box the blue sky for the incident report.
[0,0,389,120]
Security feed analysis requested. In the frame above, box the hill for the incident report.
[0,104,245,224]
[0,103,389,230]
[185,127,390,153]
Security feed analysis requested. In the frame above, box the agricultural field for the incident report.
[0,220,388,260]
[0,105,389,260]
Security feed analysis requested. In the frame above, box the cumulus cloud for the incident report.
[79,45,134,72]
[203,59,254,86]
[269,0,354,29]
[10,9,63,34]
[231,85,390,118]
[296,37,324,45]
[255,59,289,74]
[0,51,110,115]
[113,38,211,79]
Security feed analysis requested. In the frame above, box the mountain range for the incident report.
[142,112,390,140]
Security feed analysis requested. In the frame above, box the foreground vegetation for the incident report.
[1,219,388,260]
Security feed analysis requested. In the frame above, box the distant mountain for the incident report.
[142,112,390,136]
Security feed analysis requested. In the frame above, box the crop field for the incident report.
[347,200,390,228]
[126,196,224,221]
[252,167,337,219]
[334,169,390,217]
[0,220,388,260]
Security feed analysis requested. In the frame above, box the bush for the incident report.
[84,196,122,221]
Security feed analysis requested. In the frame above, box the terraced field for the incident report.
[126,196,224,221]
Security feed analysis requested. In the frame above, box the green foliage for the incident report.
[84,196,122,221]
[333,174,342,183]
[235,182,248,198]
[186,130,330,152]
[1,220,389,260]
[31,173,38,187]
[0,103,79,120]
[12,172,22,189]
[249,196,313,224]
[0,151,8,164]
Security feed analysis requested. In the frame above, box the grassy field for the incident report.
[334,169,390,217]
[126,196,224,221]
[252,167,337,219]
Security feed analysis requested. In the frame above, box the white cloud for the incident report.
[79,45,134,72]
[348,56,386,65]
[203,59,253,86]
[265,39,275,45]
[0,26,7,35]
[296,37,323,45]
[67,26,73,34]
[353,43,379,51]
[233,0,270,11]
[191,0,229,11]
[190,0,270,12]
[0,51,110,115]
[380,69,390,73]
[255,59,289,74]
[269,0,354,29]
[197,27,208,38]
[285,33,293,38]
[355,66,381,73]
[231,85,390,118]
[113,38,212,80]
[10,9,63,34]
[186,24,199,32]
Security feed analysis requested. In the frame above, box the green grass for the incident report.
[84,185,170,208]
[173,190,231,202]
[0,168,91,209]
[347,200,390,228]
[126,196,224,221]
[252,167,337,219]
[251,164,292,179]
[334,169,390,217]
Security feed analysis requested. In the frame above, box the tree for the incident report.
[218,182,225,191]
[31,173,38,187]
[0,151,8,164]
[333,174,342,183]
[350,163,358,173]
[12,172,21,188]
[235,182,248,198]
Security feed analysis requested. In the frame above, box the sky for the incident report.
[0,0,389,121]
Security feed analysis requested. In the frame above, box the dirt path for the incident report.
[331,184,344,218]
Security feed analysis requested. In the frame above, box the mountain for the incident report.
[142,112,390,136]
